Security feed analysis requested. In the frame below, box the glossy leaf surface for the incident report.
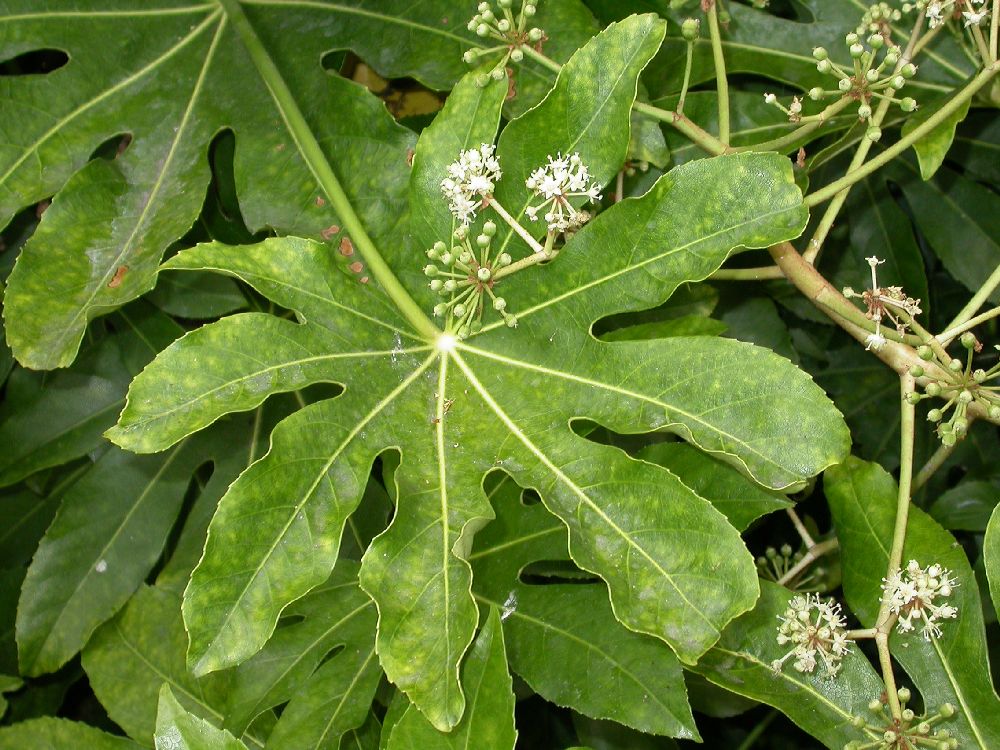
[155,684,248,750]
[826,457,1000,749]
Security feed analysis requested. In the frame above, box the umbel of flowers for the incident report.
[846,688,958,750]
[770,593,854,678]
[882,560,959,639]
[462,0,545,85]
[430,143,602,336]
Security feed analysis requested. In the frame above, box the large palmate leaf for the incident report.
[826,457,1000,749]
[0,0,608,370]
[107,13,848,733]
[470,477,699,739]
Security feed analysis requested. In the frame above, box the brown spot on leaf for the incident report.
[108,265,128,288]
[315,195,326,207]
[359,276,370,284]
[321,224,340,241]
[339,236,355,257]
[349,261,364,274]
[275,143,286,152]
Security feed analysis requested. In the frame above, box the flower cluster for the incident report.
[440,144,502,225]
[771,593,853,678]
[524,152,602,236]
[425,222,518,336]
[463,0,545,85]
[764,33,919,136]
[855,2,903,35]
[846,689,958,750]
[903,0,991,28]
[882,560,959,639]
[843,256,922,352]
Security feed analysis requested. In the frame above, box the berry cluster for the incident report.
[463,0,545,86]
[846,689,957,750]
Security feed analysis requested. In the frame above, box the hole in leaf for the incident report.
[0,49,68,76]
[276,613,305,628]
[315,644,345,672]
[520,488,541,506]
[519,559,599,586]
[88,133,133,162]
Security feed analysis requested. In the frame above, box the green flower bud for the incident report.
[865,68,879,82]
[482,220,497,237]
[480,9,495,22]
[916,722,931,735]
[457,325,470,339]
[925,382,942,397]
[477,2,490,12]
[453,225,468,241]
[453,303,467,317]
[909,365,924,377]
[463,49,478,64]
[940,703,956,718]
[868,34,884,49]
[906,392,922,405]
[718,9,731,23]
[901,62,917,78]
[499,0,512,7]
[476,23,490,37]
[850,43,865,58]
[475,73,491,87]
[901,708,914,722]
[838,78,852,92]
[957,389,973,404]
[459,251,473,265]
[953,418,968,436]
[510,47,523,62]
[813,46,829,60]
[528,27,544,42]
[949,358,964,372]
[891,75,906,89]
[941,431,957,447]
[681,18,701,41]
[497,252,512,266]
[851,715,866,728]
[917,344,933,360]
[765,546,778,559]
[858,103,872,119]
[897,687,911,703]
[429,279,444,292]
[477,233,491,248]
[493,296,507,311]
[974,368,987,383]
[866,126,882,142]
[467,18,479,32]
[927,408,943,422]
[884,50,899,66]
[523,4,536,17]
[434,303,448,317]
[505,314,518,328]
[424,264,438,277]
[846,32,860,45]
[477,267,492,282]
[898,97,917,113]
[444,279,458,292]
[868,698,883,713]
[817,59,832,74]
[808,87,825,100]
[440,252,454,266]
[490,67,505,81]
[884,731,898,743]
[780,543,793,557]
[497,18,510,32]
[961,331,977,349]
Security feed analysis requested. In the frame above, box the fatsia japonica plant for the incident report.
[1,0,1000,748]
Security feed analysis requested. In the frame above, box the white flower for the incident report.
[524,152,602,236]
[865,332,887,351]
[440,144,502,225]
[963,8,989,26]
[925,1,945,27]
[882,560,959,639]
[771,594,853,678]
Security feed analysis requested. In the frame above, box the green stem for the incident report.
[938,305,1000,347]
[869,372,917,721]
[972,23,992,65]
[216,0,438,339]
[786,508,815,548]
[733,96,853,154]
[486,197,546,254]
[492,246,554,281]
[517,44,730,156]
[706,3,730,143]
[734,709,778,750]
[942,261,1000,335]
[992,0,999,60]
[710,264,786,281]
[775,538,839,587]
[677,41,694,114]
[913,441,956,492]
[805,61,1000,207]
